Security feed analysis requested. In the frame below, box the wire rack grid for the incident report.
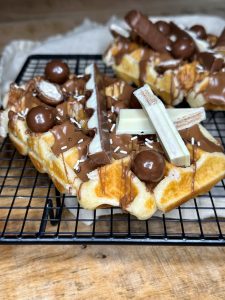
[0,54,225,245]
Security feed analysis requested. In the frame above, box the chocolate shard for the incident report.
[196,52,224,72]
[125,10,171,52]
[170,22,191,40]
[85,64,111,166]
[50,120,90,156]
[215,27,225,48]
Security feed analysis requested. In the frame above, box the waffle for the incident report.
[104,10,225,109]
[1,61,225,220]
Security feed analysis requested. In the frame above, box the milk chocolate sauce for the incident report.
[204,72,225,106]
[180,125,224,153]
[51,121,90,156]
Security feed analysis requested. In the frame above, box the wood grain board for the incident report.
[1,0,225,299]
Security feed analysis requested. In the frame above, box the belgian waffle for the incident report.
[104,10,225,109]
[1,61,225,220]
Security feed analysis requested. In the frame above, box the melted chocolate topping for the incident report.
[50,120,90,156]
[63,75,89,95]
[204,72,225,105]
[180,125,224,153]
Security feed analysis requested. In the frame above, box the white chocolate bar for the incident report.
[134,84,190,167]
[116,107,206,134]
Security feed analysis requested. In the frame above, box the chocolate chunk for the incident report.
[180,125,224,153]
[26,106,56,133]
[196,52,224,72]
[125,10,171,52]
[155,21,171,36]
[170,22,191,40]
[36,80,64,106]
[215,27,225,48]
[45,60,70,84]
[85,64,112,165]
[190,25,207,39]
[132,150,165,182]
[171,37,195,59]
[63,75,89,95]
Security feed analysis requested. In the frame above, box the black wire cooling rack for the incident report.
[0,54,225,245]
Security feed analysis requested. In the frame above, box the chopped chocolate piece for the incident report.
[45,60,70,84]
[110,133,134,159]
[171,37,195,59]
[85,64,111,165]
[63,75,89,94]
[155,21,171,36]
[170,22,192,40]
[55,101,68,123]
[190,25,207,39]
[36,80,64,106]
[125,10,171,52]
[23,91,45,110]
[196,52,224,72]
[132,150,165,182]
[74,159,96,181]
[180,125,224,153]
[26,106,56,133]
[50,120,90,156]
[215,27,225,48]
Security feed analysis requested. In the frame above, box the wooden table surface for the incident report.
[1,1,225,299]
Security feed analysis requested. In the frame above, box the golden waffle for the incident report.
[2,62,225,220]
[103,10,225,109]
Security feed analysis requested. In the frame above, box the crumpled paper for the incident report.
[1,15,224,224]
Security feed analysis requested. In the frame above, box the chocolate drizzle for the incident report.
[204,72,225,105]
[180,125,224,153]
